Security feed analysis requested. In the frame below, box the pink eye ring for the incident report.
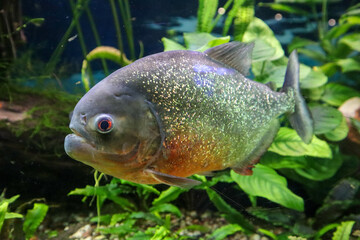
[95,115,114,133]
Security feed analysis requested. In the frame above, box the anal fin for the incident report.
[145,169,201,189]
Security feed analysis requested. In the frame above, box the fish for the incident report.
[64,42,313,188]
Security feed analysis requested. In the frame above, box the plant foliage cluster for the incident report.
[1,0,360,239]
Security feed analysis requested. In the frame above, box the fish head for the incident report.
[64,80,161,174]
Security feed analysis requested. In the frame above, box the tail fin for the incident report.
[281,51,313,144]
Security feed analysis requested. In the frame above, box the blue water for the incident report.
[21,0,350,93]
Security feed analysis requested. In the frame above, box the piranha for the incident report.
[64,42,313,188]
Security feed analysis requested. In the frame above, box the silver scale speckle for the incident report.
[110,50,294,170]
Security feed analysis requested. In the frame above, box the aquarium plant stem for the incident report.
[69,0,94,87]
[45,0,89,74]
[320,0,328,39]
[209,0,233,33]
[109,0,125,66]
[118,0,136,61]
[94,171,104,231]
[85,5,109,76]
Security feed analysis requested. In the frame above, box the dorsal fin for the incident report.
[204,42,254,76]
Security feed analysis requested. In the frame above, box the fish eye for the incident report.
[95,114,114,134]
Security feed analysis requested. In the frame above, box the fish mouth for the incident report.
[64,129,140,166]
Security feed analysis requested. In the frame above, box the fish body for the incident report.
[65,42,313,188]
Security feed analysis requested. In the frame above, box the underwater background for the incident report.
[0,0,360,239]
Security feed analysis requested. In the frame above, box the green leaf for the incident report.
[322,83,360,106]
[314,223,340,240]
[294,155,343,181]
[150,203,182,218]
[268,127,332,158]
[23,203,49,240]
[150,225,170,240]
[231,165,304,211]
[161,37,186,52]
[332,221,355,240]
[310,105,343,134]
[297,47,326,63]
[288,37,317,53]
[0,202,9,233]
[152,187,187,206]
[324,115,349,141]
[208,224,244,240]
[299,68,328,89]
[99,219,136,235]
[68,185,136,211]
[248,207,304,229]
[5,212,23,219]
[183,32,229,51]
[336,58,360,73]
[259,3,309,15]
[197,0,218,33]
[251,39,276,62]
[260,152,307,169]
[205,187,255,233]
[243,17,284,61]
[339,33,360,51]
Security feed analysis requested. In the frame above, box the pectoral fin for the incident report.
[145,169,201,189]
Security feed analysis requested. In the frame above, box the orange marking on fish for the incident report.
[154,133,224,178]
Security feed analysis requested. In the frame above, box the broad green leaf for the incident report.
[231,165,304,211]
[319,62,339,76]
[196,36,231,52]
[0,202,9,233]
[252,39,276,62]
[150,203,182,217]
[248,207,304,229]
[310,105,343,134]
[322,83,360,106]
[336,58,360,73]
[205,187,255,233]
[260,152,307,169]
[243,17,284,60]
[152,187,186,205]
[294,155,343,181]
[268,127,332,158]
[324,115,349,141]
[183,32,229,51]
[161,37,186,51]
[208,224,244,240]
[339,33,360,51]
[332,221,355,240]
[23,203,49,240]
[262,63,312,89]
[300,68,328,89]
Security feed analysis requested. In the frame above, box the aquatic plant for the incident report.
[46,0,137,85]
[196,0,255,41]
[62,1,360,239]
[0,191,49,240]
